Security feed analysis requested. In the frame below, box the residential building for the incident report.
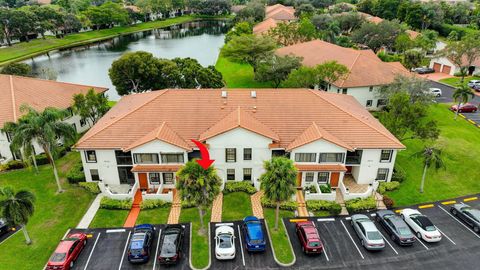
[276,40,411,110]
[0,75,107,163]
[429,55,480,76]
[75,89,404,202]
[253,4,296,34]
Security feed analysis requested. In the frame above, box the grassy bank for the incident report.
[264,208,295,265]
[89,209,129,228]
[215,54,274,88]
[222,192,253,221]
[439,76,480,87]
[179,207,211,269]
[136,207,170,224]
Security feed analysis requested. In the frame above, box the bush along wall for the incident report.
[223,181,257,194]
[306,200,342,215]
[99,197,133,210]
[261,197,298,211]
[345,196,377,214]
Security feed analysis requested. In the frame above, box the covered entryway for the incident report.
[131,164,181,194]
[330,172,340,188]
[433,62,441,72]
[138,173,148,190]
[441,65,451,74]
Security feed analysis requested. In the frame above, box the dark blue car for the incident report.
[127,224,155,263]
[241,216,266,252]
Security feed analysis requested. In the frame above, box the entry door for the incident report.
[330,172,340,187]
[139,173,148,190]
[296,172,302,187]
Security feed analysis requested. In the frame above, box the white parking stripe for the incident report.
[437,205,480,239]
[317,218,335,222]
[412,235,429,250]
[84,233,101,270]
[377,230,398,255]
[340,220,364,260]
[436,227,456,245]
[118,231,132,270]
[321,239,330,262]
[236,225,246,266]
[152,229,162,270]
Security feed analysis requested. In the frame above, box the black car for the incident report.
[127,224,155,263]
[450,203,480,233]
[158,225,184,265]
[376,210,416,246]
[413,67,435,74]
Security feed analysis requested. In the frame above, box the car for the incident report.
[241,216,266,252]
[45,233,88,270]
[429,88,442,97]
[400,208,442,242]
[450,203,480,233]
[214,225,236,260]
[158,225,184,265]
[295,221,323,254]
[473,84,480,92]
[450,103,478,113]
[351,214,385,250]
[127,224,155,263]
[467,80,480,88]
[375,210,415,246]
[0,218,10,236]
[412,67,435,74]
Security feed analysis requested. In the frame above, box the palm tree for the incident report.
[176,160,222,234]
[3,106,76,193]
[0,187,35,245]
[2,121,39,174]
[414,147,445,193]
[260,157,297,231]
[452,84,475,120]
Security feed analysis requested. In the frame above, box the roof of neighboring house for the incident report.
[276,40,411,88]
[125,5,141,13]
[358,12,384,24]
[0,75,108,127]
[406,30,420,40]
[295,164,347,172]
[253,18,278,35]
[36,0,51,4]
[266,4,294,14]
[266,8,296,21]
[75,89,405,151]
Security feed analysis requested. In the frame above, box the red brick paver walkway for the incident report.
[167,189,181,224]
[124,190,142,227]
[211,193,223,222]
[251,191,264,219]
[296,189,309,217]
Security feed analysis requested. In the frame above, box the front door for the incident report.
[330,172,340,187]
[296,172,302,187]
[139,173,148,190]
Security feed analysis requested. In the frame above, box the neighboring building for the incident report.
[75,89,404,202]
[359,12,420,41]
[253,4,296,34]
[276,40,411,110]
[253,18,278,35]
[429,55,480,76]
[0,75,107,163]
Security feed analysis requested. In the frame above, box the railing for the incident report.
[345,156,362,164]
[143,190,173,202]
[304,183,336,201]
[98,181,138,200]
[340,180,377,201]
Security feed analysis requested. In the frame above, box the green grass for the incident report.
[136,207,170,225]
[263,208,295,265]
[439,76,480,87]
[314,210,331,217]
[387,104,480,206]
[215,54,274,88]
[222,192,253,221]
[179,207,211,269]
[89,209,129,228]
[0,152,94,270]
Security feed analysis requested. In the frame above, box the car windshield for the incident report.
[308,241,321,247]
[130,239,144,255]
[218,233,232,248]
[50,253,66,262]
[160,233,178,257]
[366,231,382,240]
[246,221,264,244]
[465,208,480,221]
[398,227,411,236]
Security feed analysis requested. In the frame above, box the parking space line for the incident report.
[412,235,429,250]
[321,239,330,262]
[436,227,456,245]
[441,201,456,205]
[317,218,335,222]
[340,220,364,260]
[237,225,245,266]
[464,197,478,202]
[84,233,101,270]
[152,229,162,270]
[437,206,480,239]
[378,230,398,255]
[118,231,132,270]
[418,204,434,209]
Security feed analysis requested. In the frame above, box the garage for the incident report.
[441,65,452,74]
[433,62,441,72]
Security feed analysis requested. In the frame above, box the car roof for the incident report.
[134,224,153,231]
[245,220,264,240]
[359,220,377,231]
[414,215,434,227]
[244,216,259,222]
[303,226,320,240]
[216,225,234,235]
[55,240,75,253]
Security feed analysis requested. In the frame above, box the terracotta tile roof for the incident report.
[287,122,353,151]
[406,30,420,40]
[266,4,294,15]
[0,75,107,127]
[125,122,190,151]
[295,164,347,172]
[75,89,405,151]
[131,164,181,172]
[358,12,384,24]
[253,18,278,35]
[266,8,296,21]
[276,40,411,88]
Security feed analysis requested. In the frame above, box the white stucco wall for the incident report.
[80,149,120,185]
[328,85,385,110]
[351,149,397,184]
[429,57,458,75]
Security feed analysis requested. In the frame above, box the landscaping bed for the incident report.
[179,207,211,269]
[89,209,129,228]
[222,192,253,221]
[263,208,295,265]
[215,54,274,88]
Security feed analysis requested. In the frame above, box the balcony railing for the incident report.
[345,156,361,164]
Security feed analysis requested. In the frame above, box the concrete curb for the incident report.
[189,222,211,270]
[264,219,296,267]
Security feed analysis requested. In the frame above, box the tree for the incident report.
[192,0,231,16]
[452,84,475,120]
[372,0,402,20]
[0,62,32,76]
[222,34,277,72]
[440,34,480,83]
[176,160,222,233]
[72,88,109,126]
[235,0,265,22]
[8,9,36,42]
[281,61,349,89]
[351,20,403,53]
[260,157,297,231]
[254,54,302,87]
[294,3,315,18]
[172,57,224,88]
[0,187,35,245]
[414,30,438,52]
[378,75,434,105]
[394,33,414,53]
[2,121,39,173]
[413,147,445,193]
[333,12,365,35]
[268,18,317,46]
[402,49,425,70]
[224,21,252,43]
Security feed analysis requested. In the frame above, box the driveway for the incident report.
[419,72,454,82]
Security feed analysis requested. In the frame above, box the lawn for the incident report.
[387,103,480,206]
[263,208,295,265]
[0,152,95,270]
[89,209,129,228]
[136,207,170,225]
[439,76,480,87]
[215,54,274,88]
[222,192,253,221]
[179,207,211,269]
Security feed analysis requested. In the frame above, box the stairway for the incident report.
[124,190,142,227]
[167,189,181,224]
[296,189,309,217]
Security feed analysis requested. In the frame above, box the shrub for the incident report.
[140,199,172,210]
[319,184,331,193]
[306,185,317,193]
[345,196,377,213]
[378,181,400,194]
[377,51,402,62]
[79,182,100,194]
[34,153,49,165]
[66,162,85,184]
[306,200,342,215]
[181,200,196,209]
[261,197,298,211]
[223,181,257,194]
[391,166,406,183]
[383,195,395,209]
[100,197,132,210]
[2,160,25,171]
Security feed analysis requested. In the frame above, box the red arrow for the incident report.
[191,139,215,170]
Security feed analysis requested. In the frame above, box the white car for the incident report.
[400,209,442,242]
[214,225,235,260]
[429,88,442,97]
[467,80,480,88]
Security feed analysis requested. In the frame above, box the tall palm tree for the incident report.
[2,121,39,174]
[260,157,297,231]
[4,106,76,193]
[0,187,35,245]
[452,84,475,120]
[414,147,445,193]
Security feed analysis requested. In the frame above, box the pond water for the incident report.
[25,20,230,100]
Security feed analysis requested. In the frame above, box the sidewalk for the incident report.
[251,191,264,219]
[210,193,223,222]
[168,189,181,224]
[124,190,142,228]
[77,193,104,229]
[296,189,309,217]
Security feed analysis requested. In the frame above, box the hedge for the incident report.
[261,197,298,211]
[34,153,49,165]
[0,160,25,171]
[306,200,342,215]
[434,23,476,39]
[378,181,400,194]
[66,162,85,184]
[319,184,331,193]
[181,200,196,209]
[99,197,133,210]
[345,196,377,214]
[79,182,100,194]
[140,199,172,210]
[223,181,257,194]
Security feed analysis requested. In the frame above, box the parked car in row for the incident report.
[127,224,155,264]
[351,214,385,250]
[158,225,184,265]
[467,80,480,88]
[295,221,323,254]
[450,203,480,233]
[401,209,442,242]
[0,218,10,237]
[429,88,442,97]
[450,103,478,113]
[412,67,435,74]
[45,233,88,270]
[241,216,266,252]
[215,225,236,260]
[376,210,415,246]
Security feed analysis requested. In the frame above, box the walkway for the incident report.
[251,191,264,219]
[124,190,142,227]
[335,189,349,216]
[343,175,369,193]
[210,193,223,222]
[77,193,104,229]
[296,189,309,217]
[375,192,387,210]
[167,189,181,224]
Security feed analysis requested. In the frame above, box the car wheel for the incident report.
[391,234,396,242]
[361,239,365,247]
[417,232,422,239]
[459,109,463,113]
[70,261,74,268]
[474,227,479,233]
[451,209,457,216]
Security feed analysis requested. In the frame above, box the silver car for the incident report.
[351,214,385,250]
[468,80,480,88]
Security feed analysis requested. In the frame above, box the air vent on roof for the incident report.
[221,91,227,98]
[251,91,256,98]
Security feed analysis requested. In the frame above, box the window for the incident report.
[369,86,374,92]
[305,172,314,182]
[161,153,184,163]
[80,118,87,127]
[366,100,373,107]
[294,153,316,162]
[319,153,344,163]
[342,88,348,94]
[133,153,159,164]
[227,169,235,180]
[90,169,100,181]
[225,148,236,162]
[149,173,161,185]
[243,168,252,181]
[115,150,133,165]
[71,123,77,132]
[380,150,393,162]
[376,168,389,181]
[377,99,388,107]
[162,173,174,184]
[85,150,97,163]
[317,172,329,184]
[243,148,252,161]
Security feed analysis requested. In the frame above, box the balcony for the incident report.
[345,150,362,165]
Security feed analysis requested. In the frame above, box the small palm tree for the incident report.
[0,187,35,245]
[2,121,39,174]
[414,147,445,193]
[260,157,297,231]
[452,84,474,120]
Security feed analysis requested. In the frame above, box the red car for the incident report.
[450,103,478,113]
[295,221,323,254]
[46,233,88,270]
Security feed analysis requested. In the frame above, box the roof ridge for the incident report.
[9,75,17,121]
[338,51,361,88]
[311,122,322,137]
[4,74,108,92]
[156,122,166,138]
